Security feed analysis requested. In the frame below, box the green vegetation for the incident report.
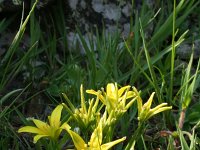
[1,0,200,149]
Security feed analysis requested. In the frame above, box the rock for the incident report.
[176,40,200,59]
[193,39,200,59]
[103,4,121,21]
[68,0,78,10]
[122,2,132,17]
[122,23,131,38]
[0,0,56,12]
[105,25,120,37]
[0,0,23,12]
[67,32,79,50]
[92,0,104,13]
[80,0,86,9]
[12,0,22,5]
[67,32,97,54]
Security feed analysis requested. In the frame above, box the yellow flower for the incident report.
[86,83,135,114]
[62,118,126,150]
[133,87,172,122]
[18,104,66,143]
[62,85,101,129]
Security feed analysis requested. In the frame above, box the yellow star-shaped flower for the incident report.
[62,118,126,150]
[18,104,66,143]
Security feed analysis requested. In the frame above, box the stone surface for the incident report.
[0,0,55,11]
[1,0,199,60]
[92,0,104,13]
[64,0,200,60]
[122,2,132,17]
[67,32,97,54]
[68,0,78,10]
[176,40,200,59]
[103,4,121,21]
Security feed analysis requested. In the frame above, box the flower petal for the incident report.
[33,134,49,143]
[62,123,86,149]
[89,119,103,148]
[126,91,135,99]
[106,83,116,98]
[118,85,130,97]
[101,137,126,150]
[32,119,50,134]
[150,103,168,112]
[149,106,172,119]
[80,85,87,114]
[68,130,87,149]
[18,126,43,134]
[133,87,143,114]
[86,90,105,104]
[61,122,71,130]
[49,104,63,128]
[125,97,137,110]
[142,92,155,111]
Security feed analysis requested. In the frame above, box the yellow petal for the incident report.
[61,122,71,130]
[133,87,143,114]
[18,126,43,134]
[32,119,50,134]
[148,106,172,119]
[142,92,155,111]
[68,130,87,150]
[86,89,97,94]
[101,137,126,150]
[150,103,168,113]
[106,95,116,109]
[118,85,130,97]
[126,91,135,99]
[89,120,102,148]
[54,128,63,139]
[106,83,116,98]
[125,97,137,110]
[33,134,49,143]
[86,90,105,104]
[62,123,86,149]
[80,85,87,114]
[49,104,63,128]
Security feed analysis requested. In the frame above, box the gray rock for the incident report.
[67,32,97,54]
[146,0,155,8]
[68,0,78,10]
[67,32,79,50]
[12,0,22,5]
[122,3,132,17]
[105,25,120,37]
[80,0,86,9]
[176,40,200,59]
[122,23,130,38]
[103,4,121,21]
[92,0,104,13]
[193,40,200,59]
[177,44,193,60]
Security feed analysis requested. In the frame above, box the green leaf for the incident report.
[178,128,190,150]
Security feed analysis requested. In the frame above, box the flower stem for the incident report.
[178,108,186,129]
[125,122,146,150]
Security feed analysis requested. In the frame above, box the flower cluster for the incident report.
[18,83,172,149]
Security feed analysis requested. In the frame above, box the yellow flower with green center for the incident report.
[62,85,101,129]
[62,118,126,150]
[18,104,66,143]
[133,87,172,123]
[86,83,136,114]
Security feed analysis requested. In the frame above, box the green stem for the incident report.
[105,125,115,142]
[170,0,176,103]
[49,139,60,150]
[125,122,146,150]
